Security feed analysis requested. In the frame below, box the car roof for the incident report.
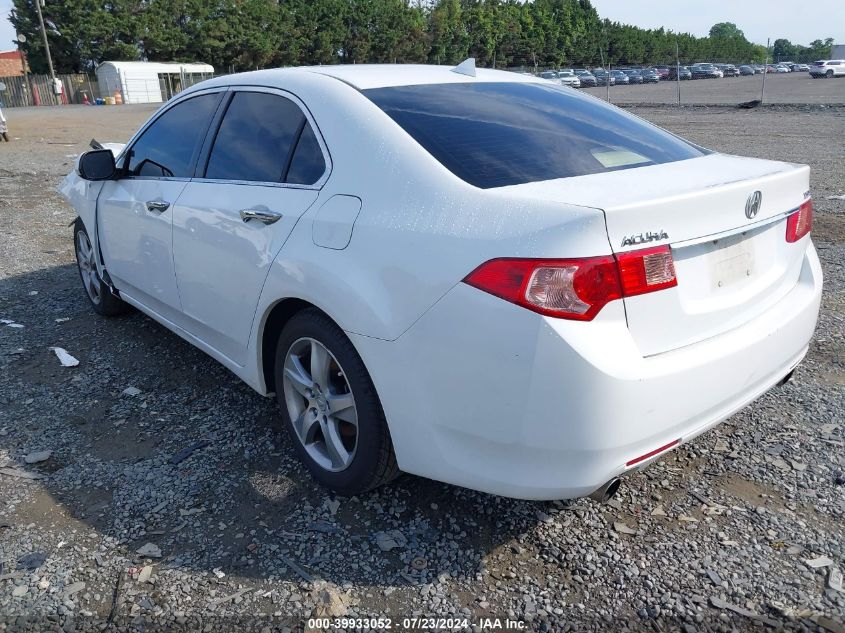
[189,64,543,93]
[302,64,541,89]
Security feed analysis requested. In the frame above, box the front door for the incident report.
[97,91,223,317]
[172,89,329,365]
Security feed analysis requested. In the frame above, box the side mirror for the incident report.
[78,149,116,181]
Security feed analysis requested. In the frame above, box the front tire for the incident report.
[826,70,834,78]
[73,222,128,316]
[274,308,398,495]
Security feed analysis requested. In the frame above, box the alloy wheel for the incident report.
[75,231,101,305]
[282,337,358,472]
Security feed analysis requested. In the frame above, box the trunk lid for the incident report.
[500,153,811,355]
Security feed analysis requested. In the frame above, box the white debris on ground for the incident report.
[48,346,79,367]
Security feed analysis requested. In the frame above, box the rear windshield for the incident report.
[363,82,705,189]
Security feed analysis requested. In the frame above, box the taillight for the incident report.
[616,245,677,297]
[463,245,677,321]
[785,199,813,243]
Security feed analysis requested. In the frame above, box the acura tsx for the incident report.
[60,61,822,500]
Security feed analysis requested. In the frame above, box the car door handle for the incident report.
[145,200,170,213]
[240,209,282,225]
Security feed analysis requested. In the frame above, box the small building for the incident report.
[0,50,26,76]
[96,61,214,104]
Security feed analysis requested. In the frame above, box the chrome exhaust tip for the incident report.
[589,477,621,504]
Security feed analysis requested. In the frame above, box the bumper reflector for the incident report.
[626,438,681,467]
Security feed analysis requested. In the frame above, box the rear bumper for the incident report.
[352,243,822,500]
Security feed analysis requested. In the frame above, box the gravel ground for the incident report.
[0,104,843,633]
[581,72,845,104]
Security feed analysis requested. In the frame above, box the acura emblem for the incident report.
[745,191,762,219]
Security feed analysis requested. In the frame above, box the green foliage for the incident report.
[773,37,834,63]
[7,0,836,75]
[709,22,744,40]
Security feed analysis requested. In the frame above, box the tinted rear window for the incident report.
[364,82,704,189]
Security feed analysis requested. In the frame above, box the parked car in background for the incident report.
[791,64,810,72]
[574,69,597,87]
[610,69,629,84]
[738,65,755,76]
[539,70,559,81]
[593,69,615,86]
[640,68,660,83]
[621,69,643,84]
[717,64,739,77]
[776,64,792,72]
[752,65,765,74]
[809,60,845,78]
[62,63,822,500]
[557,69,581,88]
[691,63,720,79]
[668,66,692,80]
[653,65,670,80]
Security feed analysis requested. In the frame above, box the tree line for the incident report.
[8,0,836,76]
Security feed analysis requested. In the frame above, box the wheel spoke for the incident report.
[292,410,319,444]
[327,391,357,425]
[77,236,90,262]
[86,273,99,299]
[309,340,331,388]
[321,418,349,469]
[284,354,313,398]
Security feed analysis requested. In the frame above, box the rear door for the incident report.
[171,88,329,365]
[97,91,223,317]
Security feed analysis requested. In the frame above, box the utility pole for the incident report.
[760,37,769,104]
[676,40,681,106]
[34,0,56,82]
[598,47,608,102]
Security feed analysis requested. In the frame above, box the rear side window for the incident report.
[205,92,305,183]
[127,93,220,178]
[286,123,327,185]
[364,82,705,189]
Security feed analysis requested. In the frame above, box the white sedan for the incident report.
[60,61,822,501]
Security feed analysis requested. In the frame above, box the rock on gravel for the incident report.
[23,450,51,464]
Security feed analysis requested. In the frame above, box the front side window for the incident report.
[127,93,221,178]
[365,82,704,189]
[205,92,305,183]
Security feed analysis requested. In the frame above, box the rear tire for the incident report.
[274,308,399,495]
[73,221,128,317]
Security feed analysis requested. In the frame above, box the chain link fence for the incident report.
[500,44,844,105]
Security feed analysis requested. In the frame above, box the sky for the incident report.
[590,0,843,46]
[0,0,13,51]
[0,0,842,54]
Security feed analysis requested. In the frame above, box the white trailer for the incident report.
[95,61,215,104]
